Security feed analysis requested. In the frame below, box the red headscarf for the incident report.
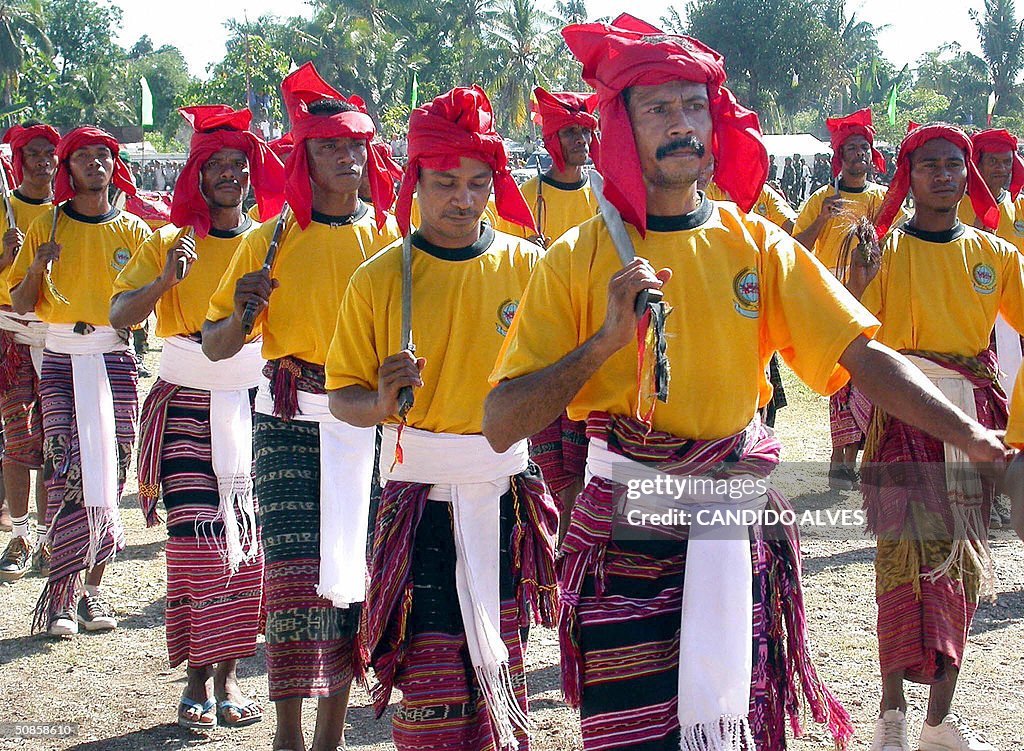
[561,13,767,235]
[875,123,999,237]
[394,86,535,236]
[269,133,294,161]
[533,86,600,173]
[372,139,404,185]
[970,128,1024,201]
[2,124,59,185]
[54,126,136,205]
[169,105,286,237]
[281,62,393,230]
[825,107,886,178]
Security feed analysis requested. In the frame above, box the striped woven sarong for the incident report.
[861,350,1003,683]
[365,467,558,751]
[828,384,868,449]
[530,413,588,495]
[559,413,852,751]
[167,536,264,667]
[0,331,42,468]
[138,379,264,667]
[32,350,137,631]
[254,412,361,701]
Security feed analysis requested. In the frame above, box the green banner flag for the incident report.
[886,65,909,126]
[410,71,419,109]
[140,76,153,127]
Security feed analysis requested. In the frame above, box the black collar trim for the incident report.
[540,173,588,191]
[311,202,368,226]
[412,224,495,261]
[61,203,119,224]
[209,215,253,239]
[646,193,714,232]
[13,190,49,206]
[838,182,867,194]
[901,222,966,244]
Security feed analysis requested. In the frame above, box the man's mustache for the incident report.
[656,136,706,160]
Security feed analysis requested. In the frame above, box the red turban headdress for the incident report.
[532,87,600,173]
[875,123,999,237]
[169,105,286,238]
[970,128,1024,201]
[394,86,535,236]
[54,126,136,205]
[281,62,393,230]
[372,138,404,186]
[561,13,767,235]
[268,133,294,161]
[2,124,59,185]
[825,107,886,179]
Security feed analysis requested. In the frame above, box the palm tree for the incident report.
[488,0,558,135]
[970,0,1024,115]
[0,0,51,107]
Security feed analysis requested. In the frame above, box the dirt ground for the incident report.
[0,350,1021,751]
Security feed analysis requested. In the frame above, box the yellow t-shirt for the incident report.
[794,181,889,273]
[0,192,54,307]
[958,191,1024,254]
[517,174,600,244]
[706,182,797,231]
[490,200,879,440]
[1006,371,1024,446]
[112,217,260,337]
[9,205,152,325]
[861,223,1024,356]
[326,226,540,434]
[207,203,400,364]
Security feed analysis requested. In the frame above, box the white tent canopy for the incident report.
[762,133,831,162]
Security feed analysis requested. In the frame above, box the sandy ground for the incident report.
[0,349,1021,751]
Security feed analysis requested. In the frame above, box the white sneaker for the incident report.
[47,612,78,637]
[871,709,909,751]
[920,714,997,751]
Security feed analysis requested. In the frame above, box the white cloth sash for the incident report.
[586,435,767,751]
[256,378,376,607]
[380,425,531,751]
[159,337,264,571]
[904,355,994,595]
[993,314,1022,405]
[44,323,127,566]
[0,310,47,376]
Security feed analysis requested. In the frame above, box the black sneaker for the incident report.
[0,536,31,582]
[828,466,854,491]
[77,591,118,631]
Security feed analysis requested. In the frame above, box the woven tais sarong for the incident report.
[529,412,588,495]
[861,350,1004,684]
[254,412,361,701]
[559,413,852,751]
[0,331,43,467]
[365,467,558,751]
[139,382,264,666]
[829,383,869,450]
[166,536,264,668]
[32,349,137,631]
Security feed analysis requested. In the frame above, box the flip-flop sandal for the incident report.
[217,699,263,728]
[178,696,216,729]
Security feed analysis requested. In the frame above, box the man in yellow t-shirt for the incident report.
[485,16,1010,751]
[848,123,1013,751]
[515,87,602,530]
[0,122,58,584]
[202,64,399,751]
[794,108,891,488]
[110,104,285,731]
[326,85,555,751]
[8,127,150,639]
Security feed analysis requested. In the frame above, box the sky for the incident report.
[118,0,1024,80]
